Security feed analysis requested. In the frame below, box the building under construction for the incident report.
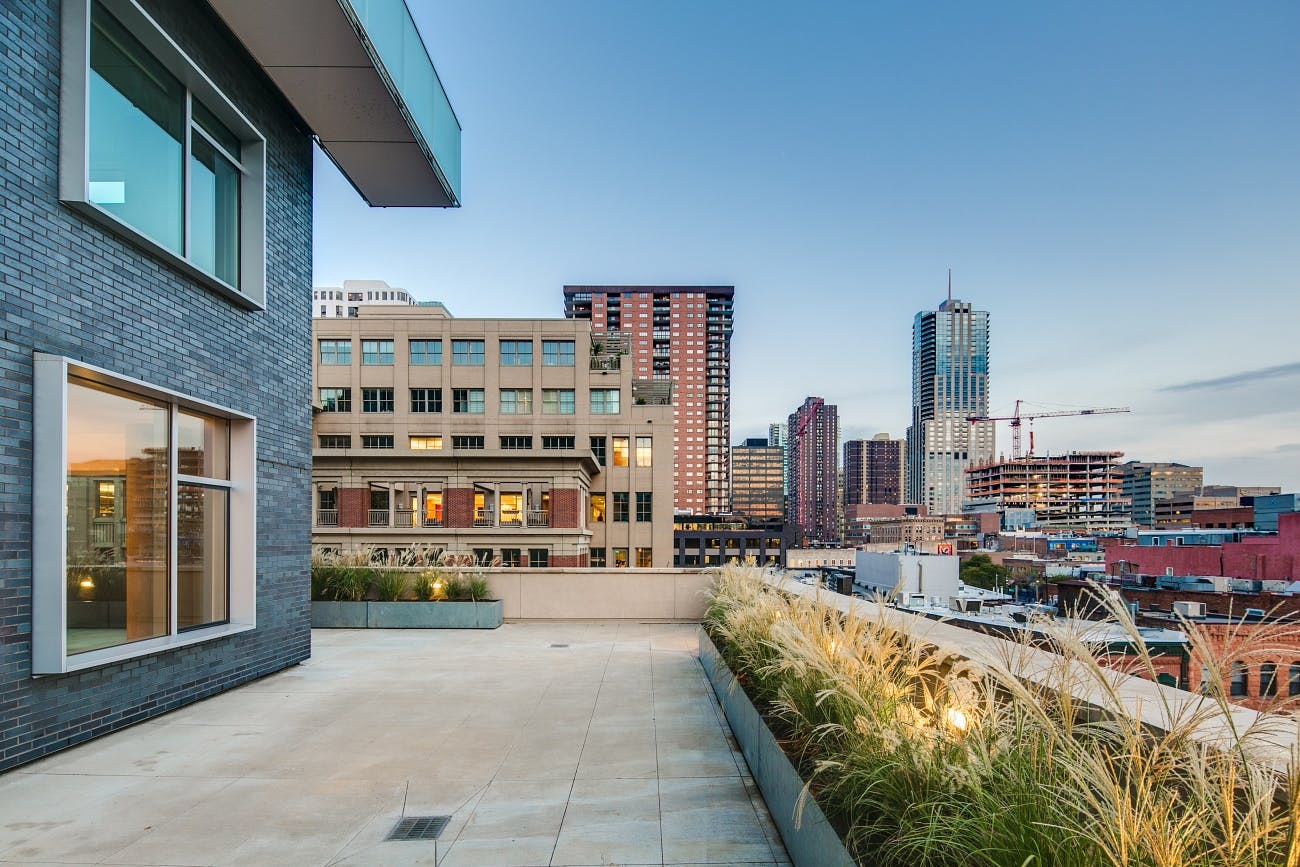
[965,451,1132,532]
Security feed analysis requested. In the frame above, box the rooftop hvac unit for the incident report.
[1171,600,1206,619]
[1244,608,1266,620]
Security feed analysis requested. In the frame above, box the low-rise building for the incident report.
[863,515,946,551]
[313,279,421,318]
[311,305,674,567]
[672,516,787,567]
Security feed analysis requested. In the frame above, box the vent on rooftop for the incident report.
[387,816,451,841]
[550,643,570,648]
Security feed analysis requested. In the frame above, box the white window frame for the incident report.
[32,354,257,675]
[59,0,268,309]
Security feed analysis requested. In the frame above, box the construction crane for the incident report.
[967,400,1130,459]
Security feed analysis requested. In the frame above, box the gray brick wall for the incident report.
[0,0,314,770]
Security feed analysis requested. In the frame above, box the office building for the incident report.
[312,305,674,567]
[313,279,421,318]
[2,0,459,770]
[844,434,904,507]
[787,397,840,545]
[769,422,789,497]
[730,438,785,519]
[673,515,786,568]
[1120,462,1204,527]
[906,298,994,515]
[1255,494,1300,533]
[563,286,734,514]
[965,452,1131,532]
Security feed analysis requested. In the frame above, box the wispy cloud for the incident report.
[1161,361,1300,393]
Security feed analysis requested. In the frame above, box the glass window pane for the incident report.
[177,411,229,480]
[65,377,170,654]
[177,484,228,631]
[88,1,184,253]
[192,98,241,159]
[189,134,241,287]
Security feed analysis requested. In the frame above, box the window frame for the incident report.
[542,340,575,367]
[361,340,394,366]
[591,388,620,415]
[409,339,442,366]
[33,353,257,675]
[452,339,485,366]
[59,0,268,309]
[410,387,442,413]
[361,387,394,414]
[453,388,485,414]
[499,340,533,367]
[318,340,352,366]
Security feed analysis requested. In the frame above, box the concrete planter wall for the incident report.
[311,600,503,629]
[698,628,855,867]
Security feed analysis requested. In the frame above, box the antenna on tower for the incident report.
[947,269,952,303]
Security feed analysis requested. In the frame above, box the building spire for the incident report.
[947,268,952,303]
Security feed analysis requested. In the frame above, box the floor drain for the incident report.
[387,815,451,841]
[549,643,570,648]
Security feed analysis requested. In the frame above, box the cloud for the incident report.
[1161,361,1300,393]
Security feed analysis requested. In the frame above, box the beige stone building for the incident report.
[311,305,674,567]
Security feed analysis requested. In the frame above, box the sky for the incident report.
[313,1,1300,491]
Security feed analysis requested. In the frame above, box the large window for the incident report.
[362,340,394,365]
[500,389,533,415]
[319,387,351,413]
[453,388,485,414]
[410,388,442,413]
[61,0,267,306]
[34,355,255,674]
[591,389,620,415]
[636,492,653,522]
[612,492,629,522]
[500,340,533,366]
[452,340,484,366]
[409,339,442,365]
[362,388,394,413]
[636,436,653,467]
[590,494,606,523]
[319,340,351,366]
[542,389,575,415]
[542,341,575,367]
[612,436,629,467]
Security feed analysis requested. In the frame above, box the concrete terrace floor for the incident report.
[0,623,792,867]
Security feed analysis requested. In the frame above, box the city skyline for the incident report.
[313,1,1300,491]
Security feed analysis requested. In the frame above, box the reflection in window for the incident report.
[89,1,184,253]
[612,436,629,467]
[65,378,170,654]
[613,548,628,568]
[590,494,605,523]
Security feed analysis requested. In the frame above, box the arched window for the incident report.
[1261,662,1278,698]
[1230,662,1249,697]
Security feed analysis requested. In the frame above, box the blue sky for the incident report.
[314,1,1300,491]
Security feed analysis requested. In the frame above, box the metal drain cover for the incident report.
[387,815,450,841]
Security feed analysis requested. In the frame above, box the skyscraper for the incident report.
[730,438,785,519]
[844,434,904,506]
[788,397,839,544]
[564,286,734,513]
[769,422,788,498]
[906,298,993,515]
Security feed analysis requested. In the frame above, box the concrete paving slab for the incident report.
[0,622,789,867]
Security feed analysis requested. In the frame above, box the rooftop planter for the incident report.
[310,550,500,629]
[702,565,1300,867]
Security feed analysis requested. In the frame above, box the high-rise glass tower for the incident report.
[905,298,993,514]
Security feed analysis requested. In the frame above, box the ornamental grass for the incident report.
[703,564,1300,867]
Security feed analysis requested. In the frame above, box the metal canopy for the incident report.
[207,0,461,207]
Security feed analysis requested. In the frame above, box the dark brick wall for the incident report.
[444,488,473,528]
[0,1,313,770]
[337,488,369,528]
[550,489,580,529]
[550,554,588,568]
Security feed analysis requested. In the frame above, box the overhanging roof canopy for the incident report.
[208,0,461,207]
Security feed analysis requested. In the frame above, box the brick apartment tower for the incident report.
[565,286,735,514]
[844,434,904,507]
[788,397,840,545]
